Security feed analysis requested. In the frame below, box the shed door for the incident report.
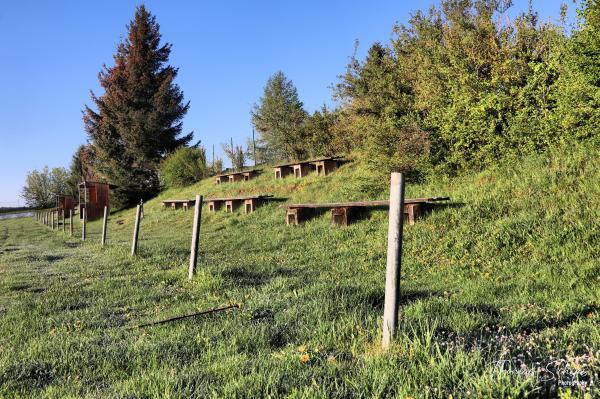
[89,187,97,203]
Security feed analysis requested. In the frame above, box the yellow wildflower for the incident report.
[299,354,310,363]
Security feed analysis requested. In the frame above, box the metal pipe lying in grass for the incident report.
[131,304,240,329]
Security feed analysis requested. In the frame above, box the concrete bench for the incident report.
[161,199,195,211]
[206,195,274,214]
[273,157,343,179]
[284,197,450,226]
[215,169,262,184]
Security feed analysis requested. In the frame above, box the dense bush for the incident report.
[159,147,208,188]
[335,0,570,176]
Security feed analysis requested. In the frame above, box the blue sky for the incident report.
[0,0,576,206]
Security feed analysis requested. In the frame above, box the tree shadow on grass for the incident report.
[517,304,600,333]
[219,266,303,288]
[330,285,445,311]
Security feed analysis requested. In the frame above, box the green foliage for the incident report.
[221,142,246,171]
[84,5,192,208]
[68,144,98,195]
[251,71,308,162]
[553,0,600,142]
[336,1,571,175]
[159,146,208,188]
[21,166,71,208]
[303,105,341,158]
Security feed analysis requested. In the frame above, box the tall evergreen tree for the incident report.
[251,72,308,162]
[68,144,98,196]
[83,5,192,207]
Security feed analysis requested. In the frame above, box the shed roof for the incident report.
[78,181,118,189]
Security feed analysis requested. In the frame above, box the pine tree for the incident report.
[83,5,192,207]
[251,72,308,162]
[68,144,98,196]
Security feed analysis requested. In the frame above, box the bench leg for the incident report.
[331,207,350,226]
[286,209,298,225]
[406,204,425,225]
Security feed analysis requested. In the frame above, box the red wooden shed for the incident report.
[78,181,114,221]
[55,194,75,215]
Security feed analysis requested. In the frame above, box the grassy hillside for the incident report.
[1,145,599,398]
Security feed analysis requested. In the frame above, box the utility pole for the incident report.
[252,128,257,167]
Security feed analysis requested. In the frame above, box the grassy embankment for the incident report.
[0,145,599,398]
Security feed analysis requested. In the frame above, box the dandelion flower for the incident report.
[297,345,306,353]
[299,354,310,363]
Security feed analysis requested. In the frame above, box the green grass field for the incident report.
[1,145,599,398]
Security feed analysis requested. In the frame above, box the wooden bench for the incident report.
[284,197,450,226]
[273,157,343,179]
[215,169,262,184]
[161,199,196,211]
[205,195,274,214]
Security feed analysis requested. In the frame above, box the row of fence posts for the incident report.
[35,208,74,236]
[32,174,404,349]
[33,195,205,280]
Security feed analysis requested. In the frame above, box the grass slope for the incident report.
[0,145,599,398]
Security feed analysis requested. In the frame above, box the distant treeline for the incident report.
[0,206,34,215]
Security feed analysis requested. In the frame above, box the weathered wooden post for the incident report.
[69,209,73,237]
[382,172,406,349]
[131,205,142,256]
[51,211,55,230]
[82,208,87,241]
[101,206,108,246]
[62,210,65,232]
[188,195,203,280]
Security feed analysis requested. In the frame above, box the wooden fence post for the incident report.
[69,209,73,237]
[51,211,55,230]
[62,210,65,232]
[131,205,142,256]
[101,206,108,246]
[382,172,406,349]
[188,195,203,280]
[82,208,86,241]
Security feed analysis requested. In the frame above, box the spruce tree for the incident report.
[251,72,308,162]
[83,5,191,207]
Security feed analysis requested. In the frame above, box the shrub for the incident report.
[160,147,208,188]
